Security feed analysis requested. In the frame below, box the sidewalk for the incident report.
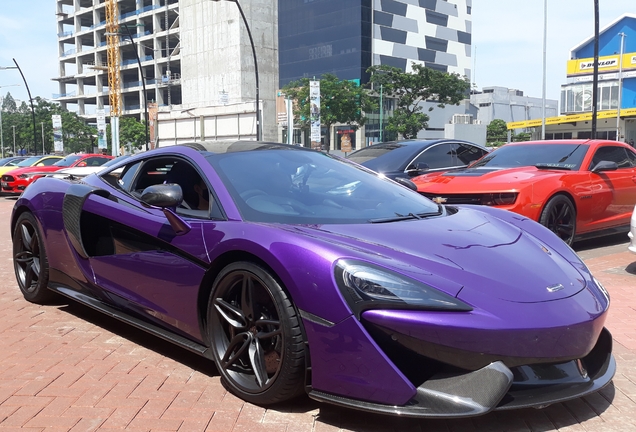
[0,198,635,431]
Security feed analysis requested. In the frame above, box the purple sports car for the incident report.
[11,141,615,418]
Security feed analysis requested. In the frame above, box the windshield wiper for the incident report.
[369,208,442,224]
[535,163,572,171]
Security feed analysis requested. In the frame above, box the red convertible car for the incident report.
[413,139,636,245]
[1,153,113,195]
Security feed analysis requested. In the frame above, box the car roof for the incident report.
[167,141,318,155]
[346,139,485,172]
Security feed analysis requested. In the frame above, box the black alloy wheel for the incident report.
[208,262,305,405]
[539,195,577,246]
[13,212,54,303]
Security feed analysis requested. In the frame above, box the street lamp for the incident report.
[0,60,37,154]
[107,25,150,151]
[210,0,261,141]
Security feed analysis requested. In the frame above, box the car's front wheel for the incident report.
[539,195,576,245]
[13,212,54,304]
[207,262,305,405]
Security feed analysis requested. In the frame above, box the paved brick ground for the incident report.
[1,197,636,431]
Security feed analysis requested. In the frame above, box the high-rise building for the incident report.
[278,0,473,87]
[53,0,471,145]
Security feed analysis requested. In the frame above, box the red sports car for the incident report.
[412,139,636,245]
[1,153,113,195]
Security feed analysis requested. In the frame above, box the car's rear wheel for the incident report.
[13,212,54,304]
[539,195,576,245]
[207,262,305,405]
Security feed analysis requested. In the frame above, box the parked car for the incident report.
[629,205,636,253]
[47,154,131,180]
[1,153,112,194]
[346,139,489,181]
[11,141,614,418]
[0,155,60,179]
[0,156,28,175]
[413,139,636,246]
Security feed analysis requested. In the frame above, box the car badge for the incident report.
[546,284,564,293]
[432,197,447,204]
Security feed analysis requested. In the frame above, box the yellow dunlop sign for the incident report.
[567,52,636,75]
[507,108,636,130]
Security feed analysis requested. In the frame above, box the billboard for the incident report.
[309,80,321,150]
[96,109,107,149]
[567,52,636,76]
[51,115,63,152]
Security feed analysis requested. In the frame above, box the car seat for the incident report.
[165,161,200,209]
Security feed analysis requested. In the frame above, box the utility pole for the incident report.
[591,0,600,138]
[41,122,45,154]
[379,84,384,143]
[616,32,626,141]
[12,125,16,156]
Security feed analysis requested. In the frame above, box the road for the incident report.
[0,197,636,431]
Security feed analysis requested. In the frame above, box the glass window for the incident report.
[601,85,610,110]
[54,155,82,166]
[42,157,63,166]
[472,144,589,170]
[208,149,439,224]
[453,143,488,166]
[411,144,453,170]
[589,146,631,169]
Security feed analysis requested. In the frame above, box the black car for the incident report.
[347,139,489,180]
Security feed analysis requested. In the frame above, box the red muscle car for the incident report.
[412,139,636,245]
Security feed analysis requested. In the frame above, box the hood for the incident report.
[291,206,585,303]
[413,166,567,193]
[4,166,62,176]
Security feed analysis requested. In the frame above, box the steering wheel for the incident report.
[240,189,267,200]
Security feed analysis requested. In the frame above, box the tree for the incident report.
[106,116,146,154]
[0,93,98,155]
[486,119,509,146]
[282,74,377,149]
[368,64,471,139]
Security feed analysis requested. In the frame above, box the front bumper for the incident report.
[309,328,615,418]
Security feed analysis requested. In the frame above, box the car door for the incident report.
[82,155,214,340]
[586,145,636,229]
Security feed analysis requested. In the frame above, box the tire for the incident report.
[539,195,576,246]
[207,262,305,405]
[13,212,55,304]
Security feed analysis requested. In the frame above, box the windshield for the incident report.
[17,156,44,167]
[54,155,83,167]
[470,143,589,170]
[207,149,440,224]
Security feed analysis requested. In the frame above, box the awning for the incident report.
[507,107,636,130]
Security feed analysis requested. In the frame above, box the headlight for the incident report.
[593,277,610,303]
[335,260,472,317]
[481,192,517,206]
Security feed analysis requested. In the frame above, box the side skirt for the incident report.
[48,269,213,360]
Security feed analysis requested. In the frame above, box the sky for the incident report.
[0,1,634,106]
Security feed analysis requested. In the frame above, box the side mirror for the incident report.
[37,163,44,166]
[394,177,418,191]
[78,161,87,167]
[591,160,618,173]
[406,162,430,176]
[141,183,183,207]
[140,184,191,235]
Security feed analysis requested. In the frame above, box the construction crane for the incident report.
[105,0,121,156]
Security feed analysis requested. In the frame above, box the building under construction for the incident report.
[54,0,181,126]
[54,0,279,144]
